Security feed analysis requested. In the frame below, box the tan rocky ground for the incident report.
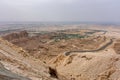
[1,27,120,80]
[0,62,30,80]
[0,38,57,80]
[2,30,108,62]
[49,49,120,80]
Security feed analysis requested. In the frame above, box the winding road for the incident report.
[64,39,113,56]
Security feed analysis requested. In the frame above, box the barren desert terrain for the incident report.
[0,24,120,80]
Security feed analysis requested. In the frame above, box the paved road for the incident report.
[65,39,113,56]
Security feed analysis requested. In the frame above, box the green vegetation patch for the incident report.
[85,32,95,34]
[53,33,85,41]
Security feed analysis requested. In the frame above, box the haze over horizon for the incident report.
[0,0,120,23]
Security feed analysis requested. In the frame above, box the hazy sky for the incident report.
[0,0,120,22]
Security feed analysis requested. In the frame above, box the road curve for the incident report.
[64,39,113,56]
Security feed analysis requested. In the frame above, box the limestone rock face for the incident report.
[0,63,30,80]
[0,38,57,80]
[50,52,120,80]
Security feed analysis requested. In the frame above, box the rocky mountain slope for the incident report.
[49,49,120,80]
[1,29,120,80]
[0,38,57,80]
[0,62,30,80]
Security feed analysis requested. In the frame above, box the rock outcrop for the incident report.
[2,30,28,41]
[49,51,120,80]
[0,63,30,80]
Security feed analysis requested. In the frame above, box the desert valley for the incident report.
[0,23,120,80]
